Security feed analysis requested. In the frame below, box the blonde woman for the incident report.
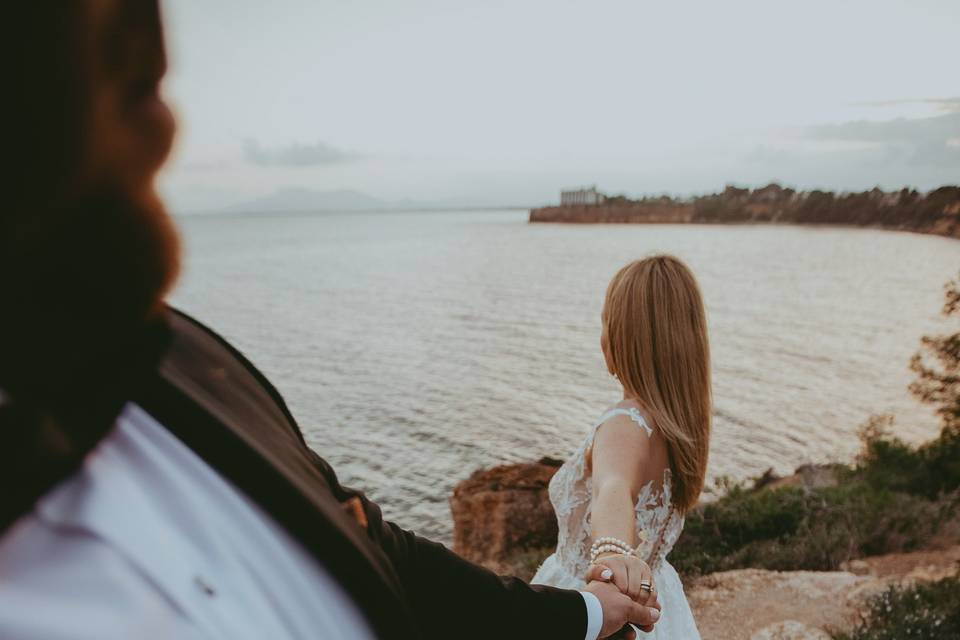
[533,255,710,639]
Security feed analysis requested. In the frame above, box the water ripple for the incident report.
[171,210,959,543]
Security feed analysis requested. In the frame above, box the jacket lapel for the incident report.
[135,309,421,640]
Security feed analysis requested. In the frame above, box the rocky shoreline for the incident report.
[529,184,960,240]
[449,460,960,639]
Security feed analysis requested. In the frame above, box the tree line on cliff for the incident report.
[692,183,960,229]
[539,183,960,237]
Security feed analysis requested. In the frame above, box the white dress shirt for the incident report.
[0,402,602,639]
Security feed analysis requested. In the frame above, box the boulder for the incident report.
[449,458,561,574]
[754,463,843,493]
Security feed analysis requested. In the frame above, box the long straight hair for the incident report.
[603,255,712,512]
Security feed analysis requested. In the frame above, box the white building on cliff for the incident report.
[560,185,605,206]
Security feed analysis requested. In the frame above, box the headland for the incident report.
[530,184,960,239]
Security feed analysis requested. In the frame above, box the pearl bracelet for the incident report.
[591,546,629,563]
[591,536,633,552]
[590,544,630,558]
[590,536,640,563]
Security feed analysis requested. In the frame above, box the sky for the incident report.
[158,0,960,213]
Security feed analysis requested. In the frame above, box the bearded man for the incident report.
[0,3,660,639]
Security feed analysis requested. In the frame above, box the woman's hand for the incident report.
[582,578,661,638]
[587,553,657,607]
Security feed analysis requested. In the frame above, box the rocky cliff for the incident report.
[529,202,695,224]
[449,461,960,639]
[529,184,960,239]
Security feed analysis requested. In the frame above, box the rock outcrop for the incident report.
[530,202,695,224]
[749,463,843,493]
[449,457,561,574]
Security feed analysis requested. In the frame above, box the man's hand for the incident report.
[584,579,661,639]
[587,555,658,608]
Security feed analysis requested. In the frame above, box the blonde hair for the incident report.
[603,255,712,513]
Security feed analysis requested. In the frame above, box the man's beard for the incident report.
[0,187,180,531]
[0,185,180,403]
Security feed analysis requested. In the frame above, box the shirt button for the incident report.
[194,576,216,597]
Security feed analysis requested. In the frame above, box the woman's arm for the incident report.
[591,413,653,546]
[308,447,661,640]
[589,413,658,610]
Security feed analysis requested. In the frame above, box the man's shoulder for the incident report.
[156,305,304,444]
[164,306,247,363]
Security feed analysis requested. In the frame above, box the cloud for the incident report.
[853,96,960,113]
[805,111,960,167]
[243,139,360,167]
[181,159,229,172]
[738,108,960,190]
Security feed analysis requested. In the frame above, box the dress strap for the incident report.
[593,407,653,437]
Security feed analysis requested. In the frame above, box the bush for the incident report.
[832,576,960,639]
[671,273,960,577]
[671,473,959,577]
[857,416,960,500]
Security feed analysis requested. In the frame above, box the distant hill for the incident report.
[228,188,388,213]
[228,188,528,213]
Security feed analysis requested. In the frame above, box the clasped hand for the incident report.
[583,553,660,639]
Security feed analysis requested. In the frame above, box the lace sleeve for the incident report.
[592,407,653,438]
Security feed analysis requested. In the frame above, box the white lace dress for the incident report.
[532,408,701,639]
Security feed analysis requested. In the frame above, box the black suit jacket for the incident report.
[120,308,589,639]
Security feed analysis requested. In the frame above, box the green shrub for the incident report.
[858,416,960,500]
[671,273,960,578]
[832,576,960,640]
[671,473,959,577]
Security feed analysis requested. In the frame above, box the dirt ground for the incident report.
[686,545,960,640]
